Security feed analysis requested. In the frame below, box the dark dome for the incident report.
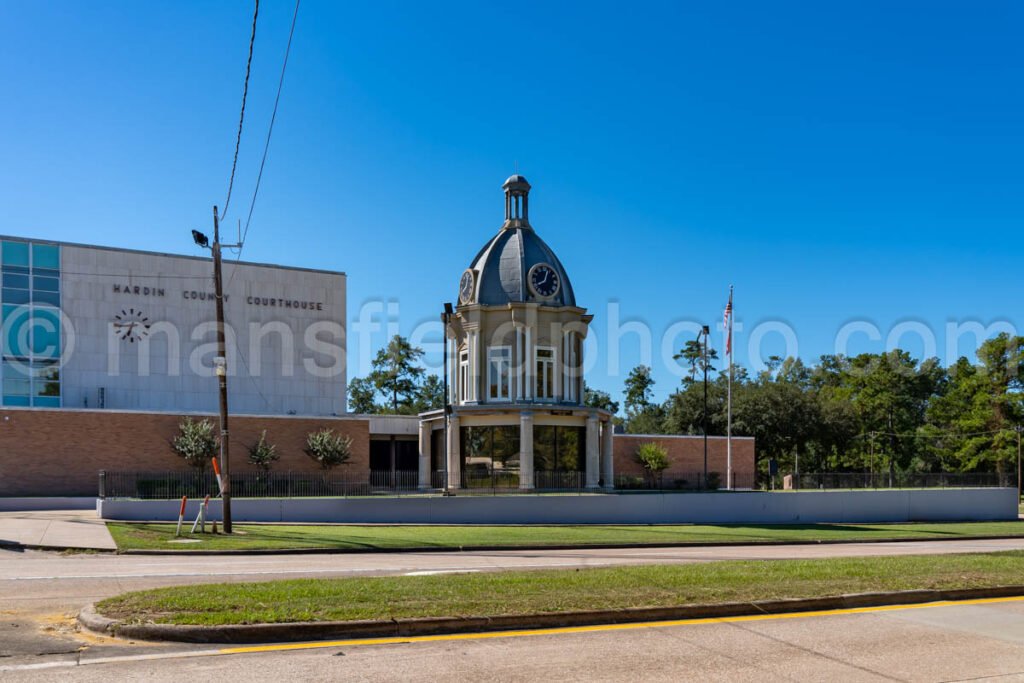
[464,226,576,307]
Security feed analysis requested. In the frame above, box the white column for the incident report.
[448,337,456,404]
[418,421,432,489]
[519,411,534,490]
[585,415,600,489]
[554,331,562,402]
[469,331,478,402]
[516,327,524,401]
[601,420,614,489]
[447,414,461,490]
[524,325,533,401]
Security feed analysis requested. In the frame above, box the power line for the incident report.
[220,0,260,224]
[227,0,301,290]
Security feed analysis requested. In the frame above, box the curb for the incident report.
[80,585,1024,644]
[117,533,1024,556]
[0,539,116,554]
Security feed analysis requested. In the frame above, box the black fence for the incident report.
[783,472,1016,490]
[100,468,764,499]
[99,470,441,500]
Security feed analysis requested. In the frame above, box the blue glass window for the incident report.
[31,307,61,358]
[1,241,30,267]
[31,243,59,270]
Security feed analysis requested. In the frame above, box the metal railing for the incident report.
[783,472,1016,490]
[614,471,756,491]
[99,470,439,500]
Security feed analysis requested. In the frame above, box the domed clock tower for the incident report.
[418,176,615,491]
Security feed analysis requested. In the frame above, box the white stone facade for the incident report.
[1,236,346,416]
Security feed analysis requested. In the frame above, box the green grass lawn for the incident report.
[96,550,1024,626]
[106,520,1024,552]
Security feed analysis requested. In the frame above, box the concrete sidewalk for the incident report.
[0,509,116,551]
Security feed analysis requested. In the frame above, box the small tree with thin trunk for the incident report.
[248,430,279,471]
[305,428,352,471]
[634,442,670,488]
[170,417,218,470]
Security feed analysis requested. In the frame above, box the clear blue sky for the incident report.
[1,1,1021,407]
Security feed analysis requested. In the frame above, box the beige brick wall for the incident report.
[0,408,370,496]
[613,434,756,487]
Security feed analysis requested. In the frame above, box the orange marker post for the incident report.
[211,457,224,497]
[175,496,188,537]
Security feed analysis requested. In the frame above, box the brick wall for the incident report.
[613,434,756,488]
[0,408,370,496]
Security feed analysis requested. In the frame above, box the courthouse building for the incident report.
[0,179,753,497]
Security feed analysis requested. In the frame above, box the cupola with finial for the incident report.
[503,174,531,228]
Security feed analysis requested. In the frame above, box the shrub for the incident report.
[247,430,279,472]
[706,471,721,490]
[170,417,218,470]
[305,428,352,470]
[634,442,670,488]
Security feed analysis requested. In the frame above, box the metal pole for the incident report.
[1017,426,1021,504]
[212,206,232,534]
[701,325,709,489]
[441,305,452,495]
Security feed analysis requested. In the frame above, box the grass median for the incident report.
[96,550,1024,626]
[106,520,1024,552]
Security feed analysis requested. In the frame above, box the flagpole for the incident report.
[726,285,733,490]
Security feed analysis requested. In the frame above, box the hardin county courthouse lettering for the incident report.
[110,284,324,310]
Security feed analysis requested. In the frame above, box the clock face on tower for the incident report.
[528,263,560,299]
[459,269,475,304]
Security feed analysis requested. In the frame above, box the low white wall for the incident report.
[98,488,1019,524]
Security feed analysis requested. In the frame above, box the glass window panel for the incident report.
[492,426,520,471]
[1,288,30,305]
[32,290,60,307]
[33,395,60,407]
[1,241,30,267]
[31,312,60,358]
[534,425,556,471]
[32,276,59,292]
[31,244,60,269]
[2,360,31,379]
[2,378,30,396]
[1,264,30,275]
[557,427,583,471]
[2,395,30,406]
[2,305,31,356]
[33,267,59,279]
[2,274,29,289]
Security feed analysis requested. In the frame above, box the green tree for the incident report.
[623,365,655,411]
[583,383,620,413]
[305,428,352,470]
[413,374,445,413]
[348,376,379,414]
[169,417,218,470]
[634,442,670,486]
[247,430,279,471]
[674,340,718,383]
[367,335,426,414]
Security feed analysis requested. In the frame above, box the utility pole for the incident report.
[211,206,232,534]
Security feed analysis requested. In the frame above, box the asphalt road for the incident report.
[5,598,1024,681]
[2,537,1024,678]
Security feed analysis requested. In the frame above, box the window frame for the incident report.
[487,345,512,402]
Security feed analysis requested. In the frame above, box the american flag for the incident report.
[723,291,733,357]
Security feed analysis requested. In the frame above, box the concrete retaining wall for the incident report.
[98,488,1019,525]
